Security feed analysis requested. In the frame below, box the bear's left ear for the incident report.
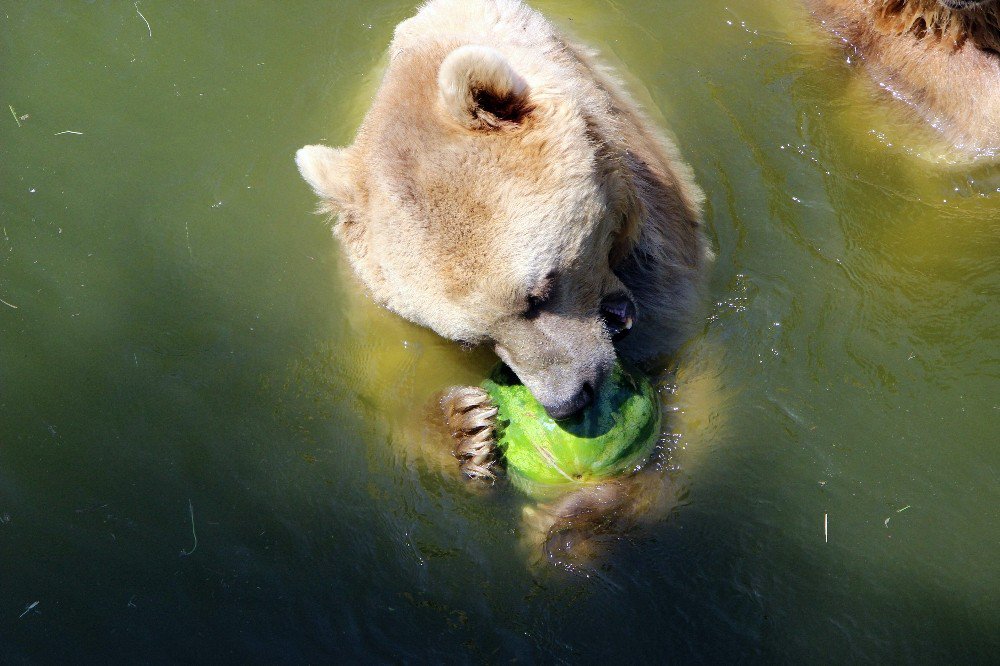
[295,144,356,213]
[438,45,533,130]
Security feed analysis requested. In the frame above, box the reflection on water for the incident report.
[0,0,997,661]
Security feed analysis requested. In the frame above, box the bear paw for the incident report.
[442,386,500,482]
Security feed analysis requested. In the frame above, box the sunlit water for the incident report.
[1,1,997,661]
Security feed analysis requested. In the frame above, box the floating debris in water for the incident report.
[19,601,39,619]
[885,506,912,527]
[179,499,198,556]
[134,2,151,38]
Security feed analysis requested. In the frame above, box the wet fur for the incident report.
[297,0,706,415]
[298,0,705,566]
[809,0,1000,153]
[873,0,1000,52]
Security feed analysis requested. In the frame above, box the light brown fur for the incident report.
[297,0,707,566]
[809,0,1000,155]
[297,0,706,418]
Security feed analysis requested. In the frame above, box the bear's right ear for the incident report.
[295,144,355,213]
[438,45,533,130]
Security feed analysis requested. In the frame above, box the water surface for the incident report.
[1,0,997,661]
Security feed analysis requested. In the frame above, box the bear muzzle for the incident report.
[542,381,597,420]
[494,343,613,421]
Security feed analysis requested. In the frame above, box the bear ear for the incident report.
[438,45,533,130]
[295,144,355,213]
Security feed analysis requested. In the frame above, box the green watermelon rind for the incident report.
[482,363,661,494]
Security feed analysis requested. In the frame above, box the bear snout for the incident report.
[542,381,595,421]
[495,341,611,421]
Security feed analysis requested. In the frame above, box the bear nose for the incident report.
[600,293,636,342]
[543,381,595,420]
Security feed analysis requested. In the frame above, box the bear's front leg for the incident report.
[442,386,500,482]
[523,466,677,568]
[522,482,629,567]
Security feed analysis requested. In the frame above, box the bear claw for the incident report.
[443,386,493,417]
[442,386,500,482]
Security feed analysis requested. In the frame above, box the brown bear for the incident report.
[808,0,1000,155]
[296,0,706,563]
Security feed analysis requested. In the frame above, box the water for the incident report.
[1,0,997,661]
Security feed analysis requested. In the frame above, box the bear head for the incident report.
[297,43,649,420]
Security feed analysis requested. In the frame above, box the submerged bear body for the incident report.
[297,0,706,564]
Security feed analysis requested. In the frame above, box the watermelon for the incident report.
[482,362,660,495]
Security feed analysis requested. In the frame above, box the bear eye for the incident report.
[522,272,556,319]
[601,292,636,341]
[523,293,547,319]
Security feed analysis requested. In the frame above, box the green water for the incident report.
[1,0,997,661]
